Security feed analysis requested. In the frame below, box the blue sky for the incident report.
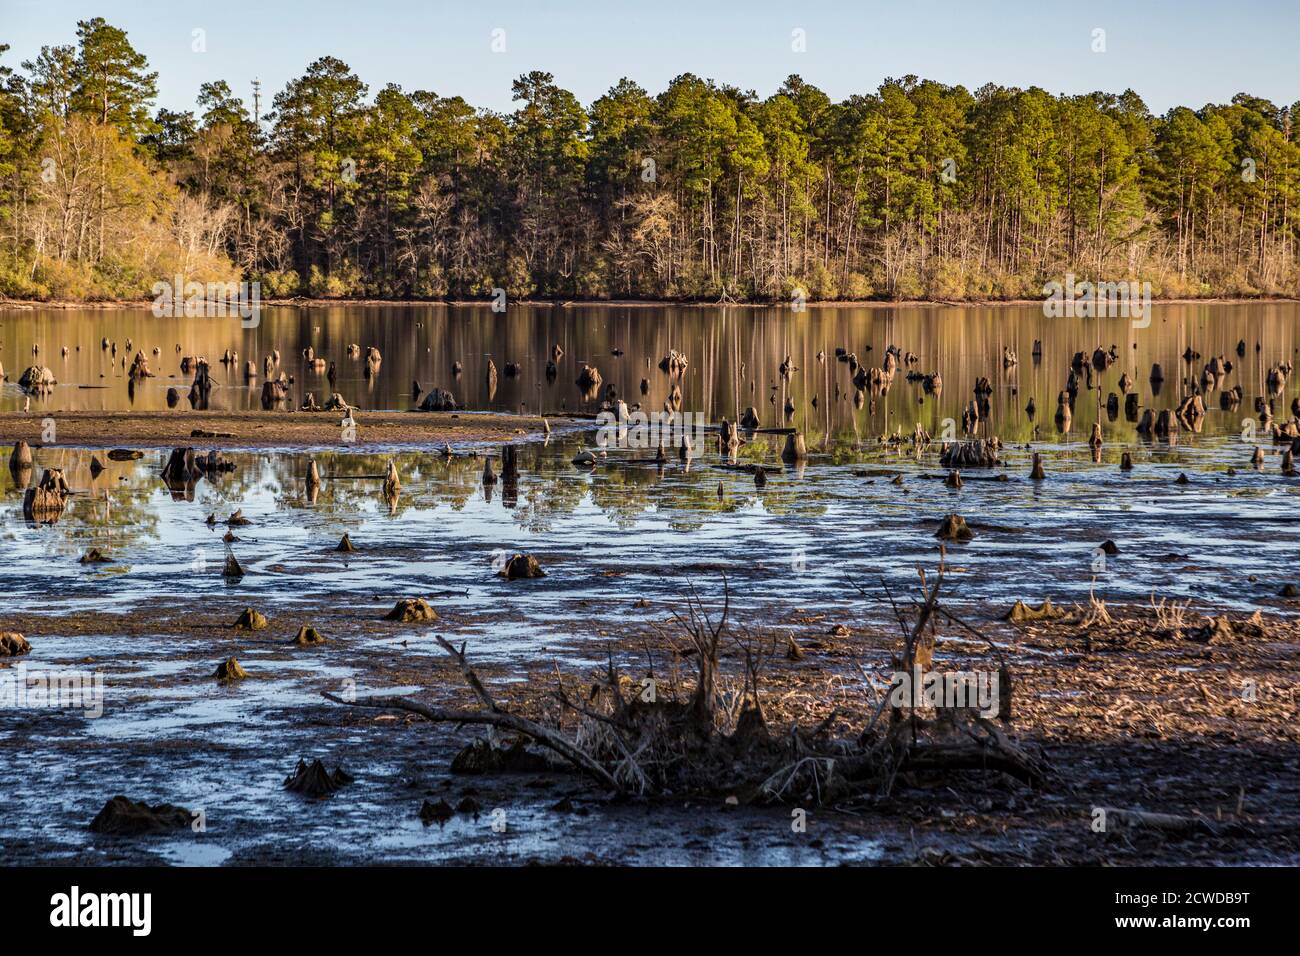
[2,0,1296,115]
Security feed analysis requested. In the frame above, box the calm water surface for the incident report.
[4,302,1298,444]
[3,303,1299,623]
[3,421,1297,627]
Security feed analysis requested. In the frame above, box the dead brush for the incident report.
[325,557,1048,805]
[1150,593,1193,637]
[1076,580,1115,628]
[761,551,1040,804]
[548,575,786,796]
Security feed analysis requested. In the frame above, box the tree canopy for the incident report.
[1,21,1297,301]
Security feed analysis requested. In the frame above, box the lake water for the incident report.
[4,302,1298,446]
[3,301,1299,622]
[3,301,1298,864]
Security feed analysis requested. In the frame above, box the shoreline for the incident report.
[3,295,1300,312]
[0,409,555,452]
[1,593,1293,865]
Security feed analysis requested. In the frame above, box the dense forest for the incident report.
[0,19,1297,303]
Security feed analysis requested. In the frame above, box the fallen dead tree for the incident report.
[325,635,623,792]
[764,556,1042,804]
[1093,805,1231,837]
[325,558,1046,804]
[939,438,1001,468]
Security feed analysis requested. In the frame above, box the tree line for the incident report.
[1,18,1297,302]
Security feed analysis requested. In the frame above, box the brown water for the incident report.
[5,303,1298,444]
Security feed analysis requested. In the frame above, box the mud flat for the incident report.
[0,587,1295,866]
[0,409,553,451]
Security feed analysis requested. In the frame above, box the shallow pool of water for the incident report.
[4,424,1296,637]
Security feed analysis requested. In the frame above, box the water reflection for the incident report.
[3,429,1296,629]
[4,304,1297,448]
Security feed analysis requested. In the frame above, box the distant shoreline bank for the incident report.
[0,409,554,452]
[3,295,1299,313]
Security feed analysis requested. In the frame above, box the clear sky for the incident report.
[2,0,1296,116]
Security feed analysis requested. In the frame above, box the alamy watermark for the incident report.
[50,886,151,936]
[0,663,104,718]
[151,276,261,328]
[1042,273,1151,328]
[888,666,999,718]
[595,410,708,450]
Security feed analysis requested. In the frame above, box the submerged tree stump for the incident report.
[128,352,153,379]
[940,439,1000,468]
[418,388,457,411]
[935,513,974,542]
[500,553,545,579]
[9,440,33,474]
[188,361,212,409]
[501,445,519,482]
[17,365,56,392]
[22,468,69,523]
[781,432,808,463]
[161,447,199,485]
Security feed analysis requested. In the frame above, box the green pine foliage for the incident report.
[0,23,1297,302]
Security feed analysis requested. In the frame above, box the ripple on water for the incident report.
[3,431,1298,632]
